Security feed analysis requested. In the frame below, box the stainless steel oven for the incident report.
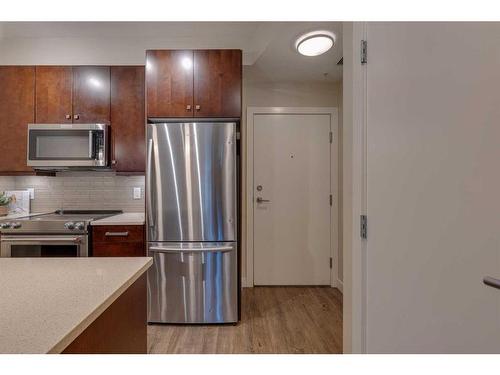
[27,123,109,168]
[0,234,88,257]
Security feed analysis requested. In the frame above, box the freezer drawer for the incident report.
[147,242,238,324]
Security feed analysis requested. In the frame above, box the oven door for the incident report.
[0,235,88,258]
[27,124,108,168]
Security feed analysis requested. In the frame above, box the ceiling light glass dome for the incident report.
[295,31,335,57]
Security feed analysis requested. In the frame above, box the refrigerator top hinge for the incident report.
[329,194,333,206]
[329,257,333,269]
[361,40,368,64]
[329,131,333,143]
[360,214,367,239]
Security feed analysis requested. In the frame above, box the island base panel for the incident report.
[62,274,147,354]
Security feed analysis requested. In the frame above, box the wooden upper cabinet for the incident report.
[110,66,146,173]
[0,67,35,173]
[72,66,111,123]
[146,50,194,118]
[35,66,73,123]
[146,49,242,119]
[194,50,242,118]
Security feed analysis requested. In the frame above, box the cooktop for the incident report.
[0,210,122,234]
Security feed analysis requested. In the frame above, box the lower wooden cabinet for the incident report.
[92,225,145,257]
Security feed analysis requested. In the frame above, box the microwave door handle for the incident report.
[89,131,93,159]
[89,131,97,159]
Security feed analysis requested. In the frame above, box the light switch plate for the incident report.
[133,187,142,200]
[27,188,35,199]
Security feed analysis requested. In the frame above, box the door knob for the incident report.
[484,276,500,290]
[195,105,201,111]
[73,114,80,120]
[186,105,192,111]
[256,197,271,203]
[65,114,71,120]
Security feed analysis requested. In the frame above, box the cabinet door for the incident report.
[146,50,194,118]
[72,66,110,123]
[92,225,145,257]
[110,66,145,173]
[35,66,73,123]
[193,50,242,118]
[0,67,35,173]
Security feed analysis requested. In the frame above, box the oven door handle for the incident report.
[1,236,83,243]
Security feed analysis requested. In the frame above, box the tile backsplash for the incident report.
[0,173,145,213]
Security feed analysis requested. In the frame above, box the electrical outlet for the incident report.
[27,188,35,199]
[133,187,142,200]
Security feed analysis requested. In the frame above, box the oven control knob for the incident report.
[75,222,85,230]
[1,222,11,229]
[64,222,75,230]
[11,222,21,229]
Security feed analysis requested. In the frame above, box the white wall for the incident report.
[242,72,343,285]
[0,25,261,65]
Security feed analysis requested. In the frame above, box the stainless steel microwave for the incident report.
[27,123,109,169]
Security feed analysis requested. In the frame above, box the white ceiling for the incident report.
[0,22,342,83]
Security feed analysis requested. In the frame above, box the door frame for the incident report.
[342,22,368,354]
[245,106,339,288]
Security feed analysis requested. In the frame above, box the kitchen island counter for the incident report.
[0,257,152,354]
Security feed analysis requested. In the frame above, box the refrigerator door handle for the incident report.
[149,245,234,253]
[146,138,154,227]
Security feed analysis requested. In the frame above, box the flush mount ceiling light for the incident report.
[295,31,335,57]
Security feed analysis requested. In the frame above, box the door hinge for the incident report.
[360,215,367,239]
[361,40,367,64]
[329,257,333,269]
[329,131,333,143]
[329,194,333,206]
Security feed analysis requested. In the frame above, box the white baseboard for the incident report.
[241,276,249,288]
[335,279,343,293]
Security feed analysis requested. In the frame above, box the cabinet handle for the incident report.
[186,105,192,111]
[195,105,201,111]
[104,231,129,237]
[65,114,71,120]
[73,114,80,120]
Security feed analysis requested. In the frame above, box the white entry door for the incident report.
[253,113,332,285]
[364,23,500,353]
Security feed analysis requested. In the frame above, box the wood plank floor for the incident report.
[147,287,343,354]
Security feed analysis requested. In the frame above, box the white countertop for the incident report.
[91,212,145,226]
[0,257,152,354]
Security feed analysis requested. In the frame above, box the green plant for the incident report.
[0,192,11,206]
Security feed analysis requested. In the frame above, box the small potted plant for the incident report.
[0,192,12,216]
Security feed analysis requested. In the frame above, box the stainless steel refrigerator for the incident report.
[146,120,238,324]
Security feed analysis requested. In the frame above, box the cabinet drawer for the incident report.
[93,242,145,257]
[92,225,144,243]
